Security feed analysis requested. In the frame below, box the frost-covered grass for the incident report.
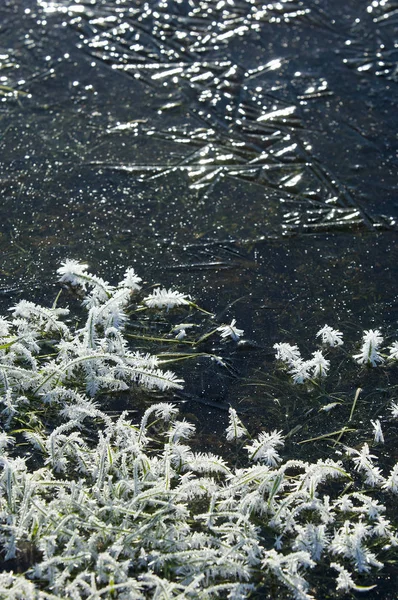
[0,262,398,599]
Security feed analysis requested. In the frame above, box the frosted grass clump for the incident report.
[285,351,330,384]
[1,264,398,599]
[275,324,398,384]
[388,341,398,360]
[371,419,384,444]
[225,407,248,441]
[316,325,343,347]
[0,261,248,405]
[0,262,188,408]
[217,318,244,342]
[244,429,284,466]
[1,399,398,600]
[143,287,191,311]
[353,329,384,367]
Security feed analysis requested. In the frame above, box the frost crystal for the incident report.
[143,288,190,311]
[288,359,313,384]
[382,463,398,494]
[388,341,398,361]
[292,524,328,561]
[119,267,142,291]
[57,259,89,285]
[349,444,383,486]
[225,407,247,442]
[273,342,301,364]
[216,319,244,342]
[390,401,398,418]
[0,318,10,337]
[245,430,284,465]
[331,563,376,592]
[310,350,330,378]
[371,419,384,444]
[353,329,384,367]
[316,325,344,347]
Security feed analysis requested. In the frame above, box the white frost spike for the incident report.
[169,420,196,443]
[118,267,142,292]
[292,524,328,561]
[143,288,190,311]
[273,342,301,364]
[331,563,376,592]
[353,329,384,367]
[225,407,248,442]
[57,259,89,286]
[58,260,114,305]
[245,430,284,465]
[390,401,398,418]
[371,419,384,444]
[382,463,398,494]
[349,443,383,486]
[138,368,184,391]
[0,318,10,337]
[388,341,398,361]
[316,325,343,347]
[310,350,330,379]
[288,359,312,384]
[217,319,244,342]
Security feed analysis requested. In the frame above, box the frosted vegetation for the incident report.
[0,262,398,599]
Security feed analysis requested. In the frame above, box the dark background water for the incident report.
[1,0,397,442]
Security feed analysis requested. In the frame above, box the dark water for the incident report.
[1,1,398,440]
[1,0,398,596]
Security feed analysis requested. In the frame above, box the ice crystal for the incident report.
[316,325,344,347]
[310,350,330,378]
[288,359,313,384]
[292,524,329,561]
[57,259,89,285]
[348,444,384,486]
[331,563,376,592]
[118,267,142,291]
[58,260,114,306]
[274,342,301,364]
[390,401,398,418]
[216,319,244,342]
[330,520,384,572]
[382,464,398,494]
[371,419,384,444]
[388,341,398,360]
[353,329,384,366]
[245,430,284,465]
[143,287,191,311]
[225,407,248,442]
